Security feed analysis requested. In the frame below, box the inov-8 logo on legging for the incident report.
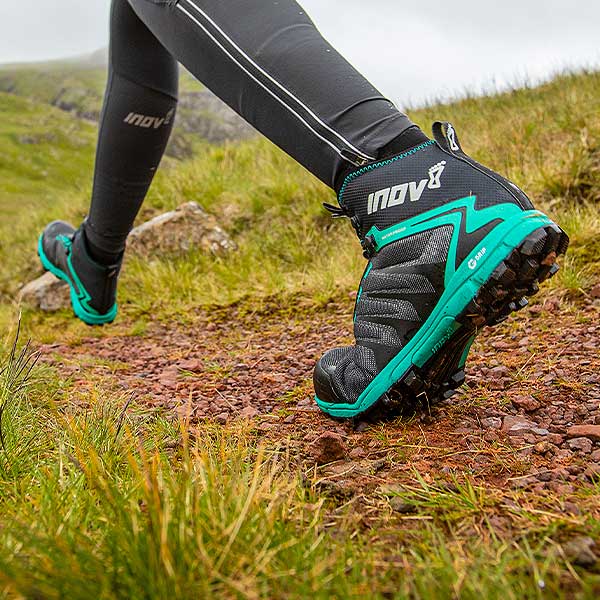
[123,108,175,130]
[367,161,447,215]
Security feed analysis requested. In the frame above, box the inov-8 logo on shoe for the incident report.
[367,161,447,215]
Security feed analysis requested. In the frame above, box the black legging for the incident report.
[84,0,421,262]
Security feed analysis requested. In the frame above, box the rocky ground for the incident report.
[37,292,600,504]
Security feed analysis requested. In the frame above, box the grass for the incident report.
[0,336,598,599]
[0,65,599,597]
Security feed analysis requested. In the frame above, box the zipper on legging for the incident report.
[341,149,372,167]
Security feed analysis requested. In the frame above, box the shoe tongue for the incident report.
[432,121,464,155]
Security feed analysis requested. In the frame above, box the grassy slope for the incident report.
[2,70,599,328]
[0,71,599,598]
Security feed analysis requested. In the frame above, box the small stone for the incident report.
[511,475,537,489]
[511,394,542,412]
[490,365,510,377]
[583,464,600,481]
[389,497,417,514]
[533,428,550,436]
[239,406,259,419]
[378,484,404,496]
[550,467,571,480]
[18,272,70,311]
[590,283,600,299]
[491,340,511,350]
[283,415,296,424]
[258,422,277,432]
[173,404,196,419]
[568,437,593,453]
[454,427,475,435]
[590,449,600,462]
[534,441,553,455]
[563,537,597,568]
[297,397,313,408]
[310,431,347,465]
[354,421,370,433]
[177,358,202,372]
[547,433,565,445]
[503,416,538,435]
[555,449,573,460]
[349,447,366,459]
[316,479,355,500]
[215,412,229,425]
[127,201,236,257]
[488,378,509,391]
[566,425,600,442]
[563,502,580,516]
[482,417,502,429]
[549,482,574,494]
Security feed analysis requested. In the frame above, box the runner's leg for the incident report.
[84,0,179,264]
[123,0,425,189]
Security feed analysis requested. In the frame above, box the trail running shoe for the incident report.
[38,221,120,325]
[314,122,569,419]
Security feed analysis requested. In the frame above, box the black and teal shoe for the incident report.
[314,122,569,419]
[38,221,120,325]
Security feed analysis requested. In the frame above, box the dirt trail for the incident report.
[38,295,600,496]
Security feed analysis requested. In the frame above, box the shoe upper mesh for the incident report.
[374,226,452,270]
[323,226,451,404]
[320,347,350,370]
[357,297,420,320]
[331,346,378,403]
[372,231,432,269]
[362,272,435,294]
[354,320,404,347]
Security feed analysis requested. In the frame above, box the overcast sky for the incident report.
[1,0,598,107]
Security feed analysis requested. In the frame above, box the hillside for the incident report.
[0,68,598,597]
[0,53,256,154]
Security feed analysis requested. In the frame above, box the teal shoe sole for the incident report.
[37,234,117,326]
[316,208,569,418]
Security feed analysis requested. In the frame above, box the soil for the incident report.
[37,293,600,498]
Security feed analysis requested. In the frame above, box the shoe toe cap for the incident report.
[44,220,75,238]
[313,347,351,406]
[41,221,75,254]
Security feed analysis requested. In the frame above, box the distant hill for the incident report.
[0,50,256,158]
[82,47,109,67]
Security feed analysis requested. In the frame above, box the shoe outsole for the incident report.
[345,222,569,421]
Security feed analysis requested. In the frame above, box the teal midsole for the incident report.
[316,210,557,417]
[37,234,117,325]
